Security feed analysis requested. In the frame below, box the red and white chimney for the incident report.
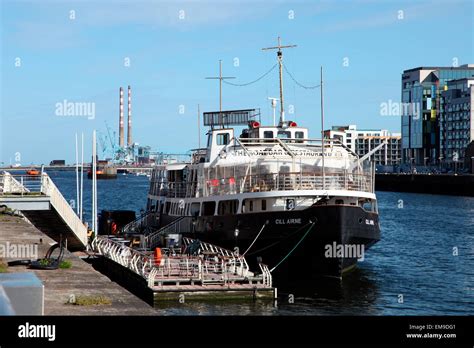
[127,85,132,146]
[119,87,124,147]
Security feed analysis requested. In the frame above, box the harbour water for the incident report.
[50,171,473,315]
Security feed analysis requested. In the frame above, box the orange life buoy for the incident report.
[154,247,162,265]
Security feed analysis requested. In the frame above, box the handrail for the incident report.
[121,211,158,235]
[93,235,270,288]
[0,172,32,195]
[0,172,88,248]
[146,216,193,249]
[40,173,88,246]
[182,237,253,278]
[154,170,373,199]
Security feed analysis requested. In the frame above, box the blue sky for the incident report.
[1,0,473,165]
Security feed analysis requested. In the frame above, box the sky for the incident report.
[1,0,473,165]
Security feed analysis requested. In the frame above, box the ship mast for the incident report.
[206,60,235,128]
[262,36,296,125]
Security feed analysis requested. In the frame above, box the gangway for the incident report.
[0,171,88,251]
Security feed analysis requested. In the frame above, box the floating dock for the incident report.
[92,236,276,305]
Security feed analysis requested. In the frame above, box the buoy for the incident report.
[154,247,162,266]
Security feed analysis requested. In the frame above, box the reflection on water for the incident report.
[51,172,474,315]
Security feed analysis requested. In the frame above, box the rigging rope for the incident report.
[223,63,278,86]
[269,221,316,273]
[246,221,312,256]
[242,222,267,257]
[283,63,321,90]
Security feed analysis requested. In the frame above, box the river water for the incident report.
[49,171,474,315]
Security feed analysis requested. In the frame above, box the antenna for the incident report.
[197,104,201,149]
[80,132,84,222]
[262,36,296,125]
[92,130,97,235]
[268,97,279,126]
[206,60,235,127]
[320,66,325,190]
[75,133,79,215]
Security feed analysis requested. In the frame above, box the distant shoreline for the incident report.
[375,173,474,197]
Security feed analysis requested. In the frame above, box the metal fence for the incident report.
[156,170,373,199]
[93,235,271,288]
[0,172,40,195]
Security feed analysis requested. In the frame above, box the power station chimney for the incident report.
[119,87,124,147]
[127,85,132,146]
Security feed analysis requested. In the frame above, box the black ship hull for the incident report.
[158,204,380,284]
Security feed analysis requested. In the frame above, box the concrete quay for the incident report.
[0,214,156,315]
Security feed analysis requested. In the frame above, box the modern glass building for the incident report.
[441,78,474,169]
[401,65,474,166]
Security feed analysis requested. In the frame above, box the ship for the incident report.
[141,38,381,283]
[87,160,117,180]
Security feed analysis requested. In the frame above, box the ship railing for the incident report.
[237,137,354,155]
[146,216,193,249]
[93,235,270,288]
[233,172,373,193]
[121,211,159,235]
[182,237,252,278]
[92,236,154,278]
[159,170,372,199]
[159,171,373,199]
[259,264,272,288]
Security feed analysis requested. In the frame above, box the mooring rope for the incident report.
[246,221,313,256]
[269,221,316,273]
[242,221,268,257]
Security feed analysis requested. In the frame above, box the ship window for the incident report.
[242,199,254,213]
[335,199,344,205]
[361,200,373,212]
[191,203,200,217]
[264,131,274,139]
[277,131,291,139]
[295,131,305,143]
[165,202,171,214]
[217,133,230,145]
[202,201,216,216]
[261,199,267,211]
[217,200,239,215]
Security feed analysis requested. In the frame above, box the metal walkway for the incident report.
[92,235,274,300]
[0,171,88,251]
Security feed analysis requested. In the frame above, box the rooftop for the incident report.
[403,64,474,73]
